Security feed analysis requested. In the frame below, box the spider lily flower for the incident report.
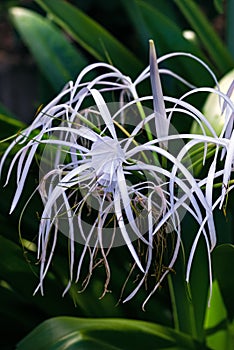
[189,73,234,213]
[1,41,230,305]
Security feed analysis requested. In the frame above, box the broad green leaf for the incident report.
[9,7,88,91]
[187,235,209,342]
[0,235,81,317]
[122,0,184,54]
[214,0,224,13]
[144,0,182,26]
[204,280,233,350]
[168,258,197,338]
[16,316,210,350]
[213,244,234,320]
[174,0,234,75]
[168,236,209,342]
[35,0,143,76]
[135,0,203,55]
[120,0,151,54]
[133,0,214,87]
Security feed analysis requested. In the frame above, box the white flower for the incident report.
[1,41,232,307]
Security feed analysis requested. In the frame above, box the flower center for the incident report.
[90,136,125,192]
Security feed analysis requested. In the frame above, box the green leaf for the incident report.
[185,231,210,342]
[0,235,82,317]
[0,283,45,349]
[204,280,233,350]
[35,0,143,76]
[213,244,234,320]
[132,0,214,87]
[9,7,88,91]
[122,0,187,54]
[214,0,224,13]
[120,0,151,54]
[0,113,25,140]
[174,0,234,75]
[0,102,24,139]
[168,237,209,342]
[168,268,197,338]
[16,316,210,350]
[136,0,202,55]
[0,113,25,160]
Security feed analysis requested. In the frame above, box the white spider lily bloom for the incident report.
[33,109,214,298]
[1,41,230,305]
[0,63,134,213]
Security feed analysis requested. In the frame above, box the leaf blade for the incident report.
[174,0,234,75]
[35,0,143,76]
[9,7,88,91]
[16,316,209,350]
